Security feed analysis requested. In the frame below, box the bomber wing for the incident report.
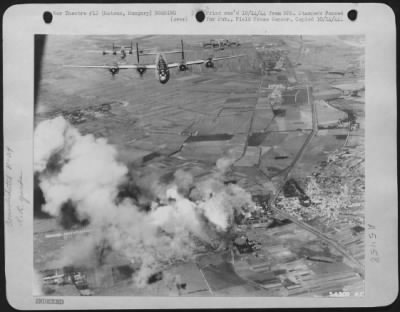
[63,64,157,70]
[118,64,157,69]
[167,55,245,69]
[211,54,246,62]
[141,50,182,56]
[63,65,118,69]
[167,59,205,68]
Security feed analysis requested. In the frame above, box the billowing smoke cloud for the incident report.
[34,116,257,287]
[269,85,284,107]
[35,116,128,224]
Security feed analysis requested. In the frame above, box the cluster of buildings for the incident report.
[39,261,146,296]
[37,102,115,125]
[231,220,363,296]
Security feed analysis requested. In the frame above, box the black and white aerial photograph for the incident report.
[33,34,365,297]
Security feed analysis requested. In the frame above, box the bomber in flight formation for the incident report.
[65,40,245,84]
[201,38,241,50]
[94,41,183,59]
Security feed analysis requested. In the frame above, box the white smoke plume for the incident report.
[34,116,256,287]
[34,116,128,223]
[216,157,235,172]
[268,85,285,107]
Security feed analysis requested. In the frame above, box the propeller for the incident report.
[205,58,215,69]
[134,43,146,78]
[137,67,146,78]
[178,40,189,72]
[178,64,188,72]
[109,62,119,78]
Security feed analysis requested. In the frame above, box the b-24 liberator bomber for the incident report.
[64,40,245,84]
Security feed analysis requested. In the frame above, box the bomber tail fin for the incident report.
[136,43,140,64]
[181,40,185,61]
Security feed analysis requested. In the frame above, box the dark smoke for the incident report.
[95,239,113,266]
[34,173,52,219]
[147,271,163,284]
[34,117,259,287]
[45,152,68,174]
[115,172,156,213]
[57,200,89,229]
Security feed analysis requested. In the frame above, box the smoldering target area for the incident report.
[34,116,258,290]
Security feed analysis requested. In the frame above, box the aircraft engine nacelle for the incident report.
[179,64,188,71]
[109,67,119,75]
[136,67,147,76]
[205,60,214,68]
